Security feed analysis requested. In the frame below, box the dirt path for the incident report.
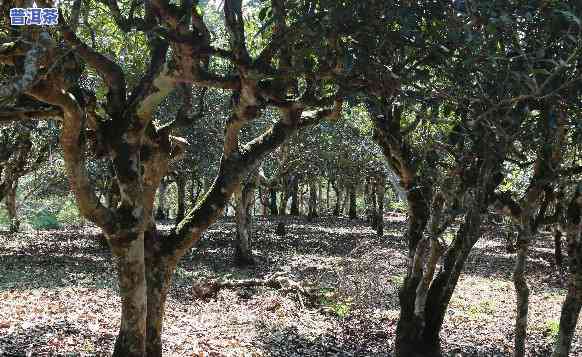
[0,216,580,356]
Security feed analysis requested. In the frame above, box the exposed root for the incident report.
[192,272,320,303]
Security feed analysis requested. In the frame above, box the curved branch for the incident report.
[60,18,126,115]
[26,82,115,233]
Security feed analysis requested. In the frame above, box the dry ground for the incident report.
[0,215,580,356]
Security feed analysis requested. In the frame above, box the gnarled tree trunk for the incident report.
[234,172,258,266]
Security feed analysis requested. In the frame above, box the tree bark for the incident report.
[364,177,372,223]
[513,229,531,357]
[269,188,278,215]
[394,186,432,357]
[552,191,581,357]
[333,184,342,216]
[349,183,357,219]
[175,174,186,223]
[143,228,174,357]
[234,174,257,266]
[5,183,19,233]
[111,235,147,357]
[342,185,350,216]
[308,179,318,221]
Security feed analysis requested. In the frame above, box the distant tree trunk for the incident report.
[279,185,288,215]
[333,183,342,216]
[308,179,318,221]
[156,179,168,220]
[6,183,19,233]
[552,190,581,357]
[326,179,330,211]
[290,176,299,216]
[364,177,372,223]
[234,173,258,266]
[375,175,385,236]
[175,175,186,223]
[269,188,278,215]
[317,182,323,214]
[341,186,349,215]
[188,172,202,209]
[349,184,357,219]
[258,186,269,215]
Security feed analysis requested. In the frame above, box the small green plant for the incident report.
[29,209,60,230]
[319,288,352,318]
[545,319,560,344]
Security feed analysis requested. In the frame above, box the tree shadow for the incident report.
[0,318,113,357]
[0,230,114,292]
[255,320,393,357]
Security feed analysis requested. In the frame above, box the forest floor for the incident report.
[0,214,580,357]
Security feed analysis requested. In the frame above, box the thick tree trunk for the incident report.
[349,184,357,219]
[111,235,147,357]
[513,230,531,357]
[143,229,173,357]
[552,293,581,357]
[234,177,256,266]
[5,183,19,233]
[423,203,483,346]
[394,187,431,357]
[552,194,581,357]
